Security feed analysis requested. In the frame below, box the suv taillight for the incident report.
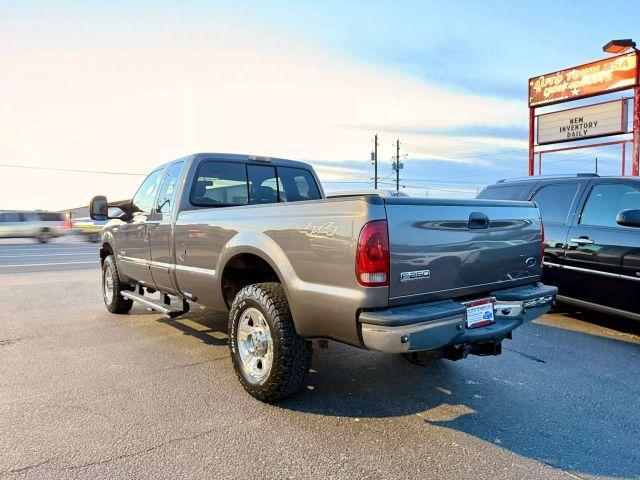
[356,220,389,287]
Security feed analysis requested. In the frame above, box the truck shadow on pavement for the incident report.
[154,305,639,478]
[156,308,229,346]
[278,319,640,479]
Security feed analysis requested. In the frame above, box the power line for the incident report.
[377,180,474,194]
[0,163,146,176]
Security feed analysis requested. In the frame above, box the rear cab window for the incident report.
[248,165,278,204]
[191,162,249,207]
[277,167,321,202]
[189,160,321,208]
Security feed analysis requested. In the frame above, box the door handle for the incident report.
[570,237,594,245]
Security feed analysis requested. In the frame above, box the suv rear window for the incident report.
[477,184,529,200]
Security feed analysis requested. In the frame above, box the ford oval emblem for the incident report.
[526,257,537,267]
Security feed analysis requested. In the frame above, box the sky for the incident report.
[0,0,637,210]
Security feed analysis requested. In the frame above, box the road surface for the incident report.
[0,237,99,274]
[1,240,638,479]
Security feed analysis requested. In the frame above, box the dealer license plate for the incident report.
[465,299,495,329]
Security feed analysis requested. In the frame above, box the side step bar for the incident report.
[120,291,189,318]
[556,295,640,321]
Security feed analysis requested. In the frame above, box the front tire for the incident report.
[102,255,133,314]
[229,283,312,403]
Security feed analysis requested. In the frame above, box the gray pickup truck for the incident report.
[90,153,556,402]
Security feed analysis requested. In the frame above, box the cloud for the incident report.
[0,21,525,209]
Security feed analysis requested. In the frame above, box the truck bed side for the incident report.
[173,196,388,346]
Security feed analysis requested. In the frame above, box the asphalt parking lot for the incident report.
[1,239,639,479]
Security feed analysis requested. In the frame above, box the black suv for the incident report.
[478,174,640,320]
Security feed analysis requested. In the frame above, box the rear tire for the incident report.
[35,229,51,243]
[102,255,133,314]
[229,282,312,403]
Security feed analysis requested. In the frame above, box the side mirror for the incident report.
[90,196,108,221]
[616,209,640,228]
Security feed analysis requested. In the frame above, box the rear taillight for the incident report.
[60,220,73,229]
[356,220,389,287]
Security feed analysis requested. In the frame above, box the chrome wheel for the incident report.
[103,264,114,305]
[236,307,273,384]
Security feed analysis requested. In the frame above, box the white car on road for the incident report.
[0,210,70,243]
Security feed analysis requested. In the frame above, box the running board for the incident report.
[120,291,189,318]
[556,295,640,322]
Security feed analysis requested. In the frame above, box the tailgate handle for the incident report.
[468,212,489,229]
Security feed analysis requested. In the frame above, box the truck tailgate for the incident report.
[384,198,542,303]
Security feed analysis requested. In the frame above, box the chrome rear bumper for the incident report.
[359,282,557,354]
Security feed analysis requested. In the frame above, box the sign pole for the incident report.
[529,107,535,176]
[633,84,640,176]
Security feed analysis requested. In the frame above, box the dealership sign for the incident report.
[529,52,637,107]
[537,100,628,145]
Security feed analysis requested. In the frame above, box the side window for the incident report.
[580,184,640,228]
[38,212,63,221]
[156,162,184,214]
[22,212,40,222]
[477,184,529,200]
[248,165,278,204]
[190,162,248,207]
[132,169,165,214]
[1,212,21,222]
[531,183,580,224]
[277,167,321,202]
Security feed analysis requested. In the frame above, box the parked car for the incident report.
[0,210,70,243]
[478,173,640,320]
[90,153,556,402]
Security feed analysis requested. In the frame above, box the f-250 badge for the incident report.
[400,270,431,282]
[299,222,338,237]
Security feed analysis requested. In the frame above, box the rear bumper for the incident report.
[359,282,557,354]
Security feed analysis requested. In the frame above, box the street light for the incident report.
[602,39,637,54]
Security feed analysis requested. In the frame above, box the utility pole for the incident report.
[595,157,598,175]
[395,138,401,191]
[374,134,378,189]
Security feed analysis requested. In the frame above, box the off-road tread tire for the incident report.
[229,282,312,403]
[103,255,133,314]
